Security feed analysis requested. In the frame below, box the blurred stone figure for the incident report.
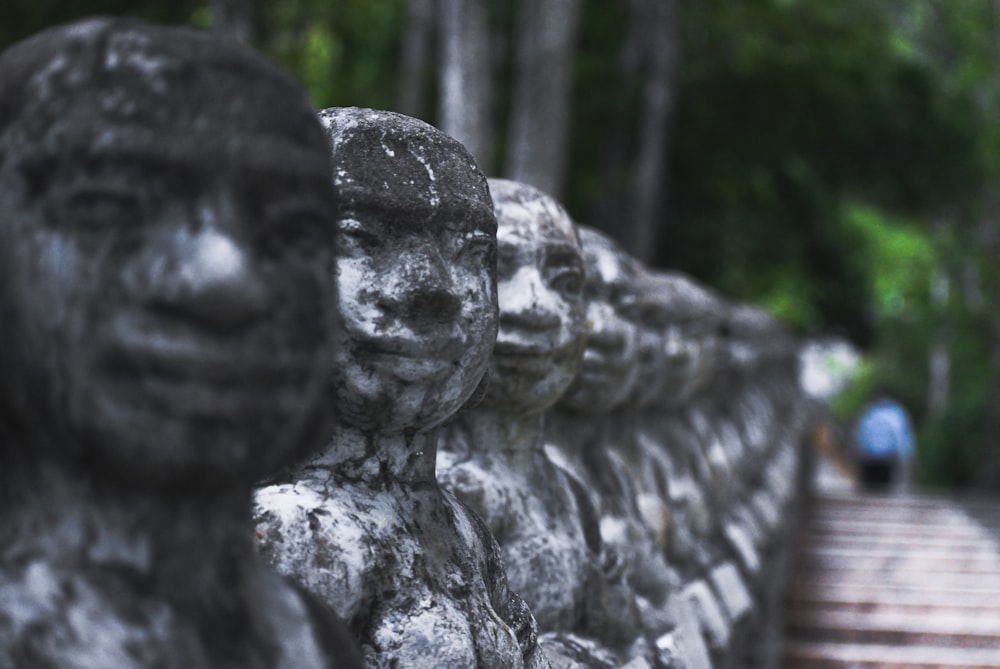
[614,268,676,557]
[254,109,548,669]
[639,273,725,578]
[544,227,679,665]
[438,179,641,668]
[0,18,361,669]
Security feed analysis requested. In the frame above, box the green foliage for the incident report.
[0,0,201,48]
[829,359,876,421]
[659,0,982,343]
[842,203,935,318]
[256,0,407,111]
[4,0,998,488]
[917,325,992,487]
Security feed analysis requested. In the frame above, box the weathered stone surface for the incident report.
[682,580,731,652]
[654,595,713,669]
[0,17,361,669]
[254,109,547,669]
[709,562,754,624]
[723,520,762,577]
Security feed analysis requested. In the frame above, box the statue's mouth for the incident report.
[580,347,631,376]
[350,330,465,359]
[492,343,554,375]
[100,315,314,418]
[492,341,552,359]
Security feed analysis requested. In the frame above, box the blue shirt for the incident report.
[856,399,915,461]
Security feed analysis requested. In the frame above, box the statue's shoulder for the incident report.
[0,562,193,669]
[437,457,514,532]
[253,481,379,624]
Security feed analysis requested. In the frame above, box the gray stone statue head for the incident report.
[625,265,671,409]
[723,302,778,377]
[317,107,498,434]
[557,226,640,414]
[0,17,337,489]
[659,273,727,405]
[485,178,586,415]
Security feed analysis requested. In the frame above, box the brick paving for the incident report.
[784,491,1000,668]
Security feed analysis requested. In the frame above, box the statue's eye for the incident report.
[336,218,381,255]
[260,200,330,258]
[58,187,140,229]
[604,285,640,322]
[550,270,583,297]
[460,232,496,266]
[619,297,642,322]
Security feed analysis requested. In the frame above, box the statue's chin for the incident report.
[487,368,579,417]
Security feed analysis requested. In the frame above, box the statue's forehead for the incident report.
[333,150,491,231]
[496,198,576,244]
[4,21,324,169]
[583,238,630,286]
[339,185,495,239]
[33,123,332,182]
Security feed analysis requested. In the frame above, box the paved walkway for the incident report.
[784,490,1000,668]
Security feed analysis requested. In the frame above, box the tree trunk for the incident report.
[397,0,435,119]
[503,0,582,197]
[211,0,254,44]
[437,0,494,171]
[585,5,643,241]
[626,0,680,263]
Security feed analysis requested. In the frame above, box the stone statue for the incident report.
[543,227,679,660]
[634,272,723,577]
[0,18,361,669]
[630,272,725,669]
[639,277,757,656]
[613,269,683,561]
[254,108,548,669]
[437,179,643,668]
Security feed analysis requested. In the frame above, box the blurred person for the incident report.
[854,392,916,490]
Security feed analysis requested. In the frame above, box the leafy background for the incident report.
[4,0,999,487]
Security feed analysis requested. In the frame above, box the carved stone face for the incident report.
[660,320,701,405]
[658,274,726,406]
[627,271,670,409]
[0,19,336,488]
[558,227,640,414]
[319,108,498,434]
[637,274,700,407]
[484,179,586,415]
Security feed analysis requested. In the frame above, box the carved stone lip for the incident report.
[580,348,630,373]
[104,344,308,386]
[351,333,462,360]
[665,356,696,375]
[492,341,554,358]
[104,323,311,386]
[107,370,274,417]
[492,344,555,375]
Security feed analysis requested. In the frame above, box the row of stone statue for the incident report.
[0,18,809,669]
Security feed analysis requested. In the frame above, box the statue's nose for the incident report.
[147,227,271,331]
[499,268,561,331]
[380,245,462,324]
[587,301,627,350]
